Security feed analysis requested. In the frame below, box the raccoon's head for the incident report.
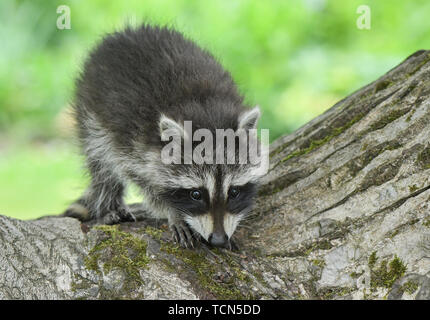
[148,106,268,248]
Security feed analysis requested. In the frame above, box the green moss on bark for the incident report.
[401,280,419,295]
[374,80,393,93]
[280,114,364,163]
[369,108,410,131]
[368,253,407,291]
[417,145,430,169]
[84,225,150,287]
[160,241,253,299]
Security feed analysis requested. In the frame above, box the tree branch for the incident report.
[1,50,430,299]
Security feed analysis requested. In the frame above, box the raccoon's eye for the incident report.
[190,189,202,201]
[228,187,240,199]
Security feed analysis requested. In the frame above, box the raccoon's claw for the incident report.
[228,238,239,251]
[102,208,136,225]
[170,222,197,249]
[102,211,121,225]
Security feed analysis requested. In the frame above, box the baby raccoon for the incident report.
[64,24,267,249]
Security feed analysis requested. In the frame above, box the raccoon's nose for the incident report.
[208,232,228,247]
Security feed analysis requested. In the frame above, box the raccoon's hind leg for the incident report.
[63,164,136,224]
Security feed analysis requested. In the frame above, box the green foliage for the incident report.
[2,0,430,139]
[0,143,86,219]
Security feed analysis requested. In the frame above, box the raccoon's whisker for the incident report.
[171,206,193,217]
[240,211,259,220]
[239,214,256,221]
[237,213,258,226]
[173,206,191,214]
[237,224,253,230]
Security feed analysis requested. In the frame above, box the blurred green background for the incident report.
[1,0,430,219]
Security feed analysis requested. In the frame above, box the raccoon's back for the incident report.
[74,24,243,147]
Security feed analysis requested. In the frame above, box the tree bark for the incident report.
[1,50,430,300]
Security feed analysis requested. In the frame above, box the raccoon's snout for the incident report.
[208,232,229,248]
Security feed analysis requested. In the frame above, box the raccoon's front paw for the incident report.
[102,207,136,225]
[170,220,200,249]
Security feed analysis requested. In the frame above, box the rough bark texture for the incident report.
[1,50,430,300]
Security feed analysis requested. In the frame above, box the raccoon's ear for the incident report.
[238,105,261,130]
[159,114,185,139]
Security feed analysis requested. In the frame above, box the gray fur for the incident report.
[64,24,266,248]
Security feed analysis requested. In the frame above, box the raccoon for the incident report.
[64,24,267,249]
